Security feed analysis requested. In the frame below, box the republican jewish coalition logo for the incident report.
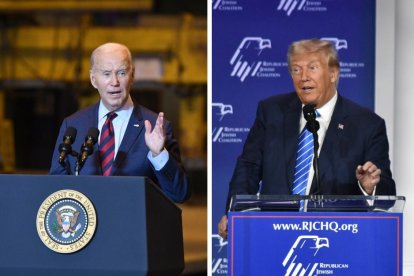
[212,102,250,143]
[230,37,271,82]
[36,189,97,253]
[212,0,221,9]
[282,235,329,275]
[321,37,348,51]
[277,0,307,16]
[212,234,228,274]
[277,0,329,16]
[213,0,243,11]
[212,102,233,121]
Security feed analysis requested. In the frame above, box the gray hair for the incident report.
[90,42,133,70]
[287,39,340,72]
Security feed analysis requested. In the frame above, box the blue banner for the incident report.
[212,0,377,274]
[228,212,402,275]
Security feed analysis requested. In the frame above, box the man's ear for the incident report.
[330,68,339,83]
[90,70,97,89]
[131,67,135,78]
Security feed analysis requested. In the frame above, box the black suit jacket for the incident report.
[50,102,190,203]
[226,92,396,209]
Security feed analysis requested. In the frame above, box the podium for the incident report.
[0,174,184,276]
[228,195,405,276]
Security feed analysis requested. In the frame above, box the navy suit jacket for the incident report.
[50,102,190,203]
[226,92,396,209]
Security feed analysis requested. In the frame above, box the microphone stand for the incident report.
[305,119,321,194]
[58,143,73,175]
[63,161,71,175]
[303,105,323,210]
[74,127,100,176]
[75,161,81,176]
[59,150,79,175]
[75,154,81,176]
[306,119,322,209]
[67,151,79,175]
[312,130,320,195]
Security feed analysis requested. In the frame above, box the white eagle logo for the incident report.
[283,235,329,275]
[56,205,82,238]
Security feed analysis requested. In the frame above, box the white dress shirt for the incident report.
[299,91,374,197]
[300,92,337,195]
[98,96,168,171]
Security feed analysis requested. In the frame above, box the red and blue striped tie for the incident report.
[100,112,117,176]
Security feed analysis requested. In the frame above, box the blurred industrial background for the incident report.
[0,0,207,274]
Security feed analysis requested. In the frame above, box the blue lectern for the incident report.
[228,195,405,276]
[0,174,184,276]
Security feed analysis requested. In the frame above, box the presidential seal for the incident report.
[36,189,97,253]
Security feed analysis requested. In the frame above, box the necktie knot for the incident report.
[107,112,118,121]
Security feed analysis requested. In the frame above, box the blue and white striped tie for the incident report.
[292,127,314,211]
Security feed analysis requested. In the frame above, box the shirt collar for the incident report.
[316,91,338,122]
[300,91,338,129]
[98,95,134,121]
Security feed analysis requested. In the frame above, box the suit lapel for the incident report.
[111,105,145,175]
[284,97,302,192]
[317,95,348,191]
[89,103,102,174]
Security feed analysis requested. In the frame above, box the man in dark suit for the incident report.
[218,39,396,238]
[50,42,190,204]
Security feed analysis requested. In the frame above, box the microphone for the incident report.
[303,104,321,195]
[303,104,320,133]
[303,104,317,121]
[58,127,77,165]
[76,127,100,175]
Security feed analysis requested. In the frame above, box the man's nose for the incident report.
[300,68,309,81]
[110,73,120,86]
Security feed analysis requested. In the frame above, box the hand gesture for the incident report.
[218,215,228,240]
[355,161,381,195]
[145,112,166,156]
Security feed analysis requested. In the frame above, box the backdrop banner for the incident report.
[212,0,376,274]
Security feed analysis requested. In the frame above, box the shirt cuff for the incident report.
[358,181,377,206]
[147,148,169,171]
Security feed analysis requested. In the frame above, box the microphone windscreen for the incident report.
[303,104,316,121]
[63,127,77,143]
[86,127,100,144]
[306,120,320,133]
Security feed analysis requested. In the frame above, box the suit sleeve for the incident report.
[225,102,265,211]
[152,121,191,203]
[364,117,396,195]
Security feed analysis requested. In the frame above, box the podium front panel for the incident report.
[0,174,183,276]
[228,212,402,276]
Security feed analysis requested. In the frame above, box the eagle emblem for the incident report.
[55,205,82,238]
[37,189,97,253]
[283,235,330,275]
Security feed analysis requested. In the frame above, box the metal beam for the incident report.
[0,0,152,12]
[0,25,206,83]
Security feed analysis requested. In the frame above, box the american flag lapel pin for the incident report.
[338,123,344,130]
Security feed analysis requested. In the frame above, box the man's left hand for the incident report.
[356,161,381,195]
[145,112,166,156]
